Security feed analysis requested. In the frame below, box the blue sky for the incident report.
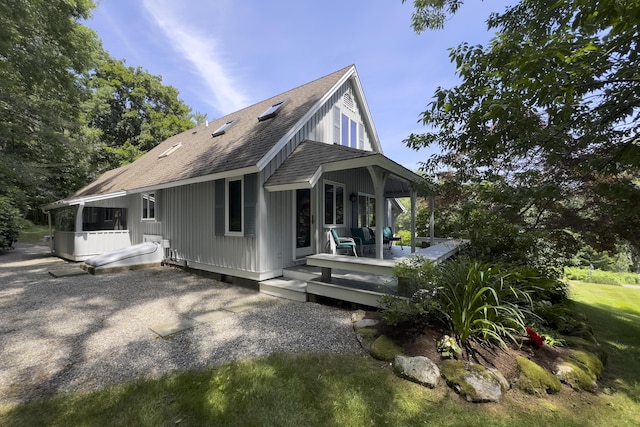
[85,0,514,171]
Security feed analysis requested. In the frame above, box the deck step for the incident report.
[259,278,307,302]
[282,266,321,282]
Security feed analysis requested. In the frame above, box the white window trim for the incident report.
[225,176,244,236]
[323,180,345,227]
[141,193,156,221]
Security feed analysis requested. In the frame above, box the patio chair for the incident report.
[329,229,358,257]
[383,227,403,251]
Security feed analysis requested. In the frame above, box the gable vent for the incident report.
[342,92,354,111]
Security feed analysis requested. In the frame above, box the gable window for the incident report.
[226,177,243,234]
[142,193,155,220]
[340,113,360,148]
[324,181,344,226]
[258,100,285,121]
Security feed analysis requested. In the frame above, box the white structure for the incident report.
[43,65,424,281]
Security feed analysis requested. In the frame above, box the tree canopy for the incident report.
[0,0,100,217]
[84,55,195,174]
[0,0,196,225]
[404,0,640,254]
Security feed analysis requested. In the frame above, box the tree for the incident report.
[0,0,101,220]
[403,0,640,254]
[84,55,195,174]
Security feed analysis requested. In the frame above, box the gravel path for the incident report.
[0,243,364,405]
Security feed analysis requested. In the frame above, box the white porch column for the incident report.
[368,166,388,260]
[410,190,417,253]
[75,203,84,233]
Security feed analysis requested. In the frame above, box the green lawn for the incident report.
[1,282,639,427]
[16,221,49,244]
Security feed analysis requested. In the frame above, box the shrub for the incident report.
[433,259,529,347]
[565,267,640,286]
[382,257,535,349]
[0,197,21,250]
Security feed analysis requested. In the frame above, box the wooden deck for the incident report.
[260,239,468,307]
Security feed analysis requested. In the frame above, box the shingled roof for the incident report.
[264,140,377,190]
[72,65,355,198]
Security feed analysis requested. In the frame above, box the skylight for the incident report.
[258,100,285,122]
[211,119,236,137]
[158,142,182,158]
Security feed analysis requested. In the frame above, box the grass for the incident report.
[569,281,640,404]
[16,220,49,244]
[1,282,640,426]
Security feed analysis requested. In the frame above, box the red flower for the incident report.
[525,326,545,348]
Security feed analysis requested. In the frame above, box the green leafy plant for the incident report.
[0,197,21,250]
[393,255,436,298]
[565,267,640,286]
[433,259,529,348]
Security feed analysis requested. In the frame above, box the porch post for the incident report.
[75,203,84,233]
[410,190,417,253]
[429,194,435,246]
[367,166,388,260]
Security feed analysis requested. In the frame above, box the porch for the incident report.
[259,238,467,307]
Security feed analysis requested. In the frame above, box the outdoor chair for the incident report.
[329,229,358,256]
[383,227,403,251]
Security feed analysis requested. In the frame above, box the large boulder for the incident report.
[370,335,403,361]
[440,360,505,403]
[515,356,562,395]
[394,355,440,388]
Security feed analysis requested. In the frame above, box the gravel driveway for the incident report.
[0,243,364,405]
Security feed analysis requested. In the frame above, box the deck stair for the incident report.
[258,265,321,302]
[259,278,307,302]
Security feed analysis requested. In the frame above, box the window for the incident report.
[258,100,285,121]
[158,142,182,158]
[341,114,349,147]
[339,113,361,148]
[226,178,243,234]
[211,119,236,137]
[324,181,344,226]
[142,193,155,220]
[357,194,376,227]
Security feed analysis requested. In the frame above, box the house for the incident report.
[43,65,425,282]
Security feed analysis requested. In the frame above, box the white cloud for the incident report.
[141,0,250,114]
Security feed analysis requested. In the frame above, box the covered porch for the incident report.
[264,140,437,264]
[43,198,131,261]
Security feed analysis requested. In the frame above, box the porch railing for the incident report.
[53,230,131,261]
